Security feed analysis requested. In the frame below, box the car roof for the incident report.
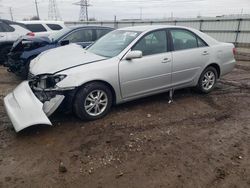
[68,25,114,30]
[117,25,219,46]
[117,25,190,32]
[19,20,65,25]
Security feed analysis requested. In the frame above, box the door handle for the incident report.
[202,51,209,55]
[162,58,171,63]
[0,35,4,38]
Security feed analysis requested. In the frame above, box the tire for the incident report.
[73,82,112,121]
[197,66,218,94]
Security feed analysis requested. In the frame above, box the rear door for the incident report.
[170,29,210,87]
[119,29,172,98]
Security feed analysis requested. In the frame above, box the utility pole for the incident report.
[73,0,90,21]
[48,0,61,20]
[240,8,244,15]
[114,15,117,28]
[140,7,142,20]
[0,0,2,18]
[34,0,40,19]
[9,7,13,21]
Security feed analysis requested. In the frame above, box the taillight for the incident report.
[27,32,35,37]
[233,47,237,56]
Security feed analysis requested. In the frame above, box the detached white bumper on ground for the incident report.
[4,81,64,132]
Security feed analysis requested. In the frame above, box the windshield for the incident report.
[87,30,141,58]
[48,27,71,42]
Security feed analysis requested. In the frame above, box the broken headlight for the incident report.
[30,74,67,90]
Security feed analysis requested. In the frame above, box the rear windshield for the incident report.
[25,24,47,32]
[46,24,63,31]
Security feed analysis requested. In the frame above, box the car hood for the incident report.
[30,44,106,75]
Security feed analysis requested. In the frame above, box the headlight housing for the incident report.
[30,74,67,90]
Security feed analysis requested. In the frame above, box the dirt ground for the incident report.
[0,61,250,188]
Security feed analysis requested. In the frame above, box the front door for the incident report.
[119,30,172,98]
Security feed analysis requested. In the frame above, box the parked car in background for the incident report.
[5,26,113,78]
[4,25,236,132]
[0,19,30,64]
[19,20,67,37]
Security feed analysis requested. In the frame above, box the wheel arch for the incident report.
[77,80,117,105]
[205,63,221,78]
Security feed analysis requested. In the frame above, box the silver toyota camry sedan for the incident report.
[4,25,236,132]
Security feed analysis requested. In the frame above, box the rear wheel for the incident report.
[197,66,218,93]
[73,82,112,121]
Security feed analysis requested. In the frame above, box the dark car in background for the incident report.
[5,26,113,78]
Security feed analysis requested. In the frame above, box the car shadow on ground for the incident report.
[16,87,208,136]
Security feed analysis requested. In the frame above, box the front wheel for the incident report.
[197,66,218,94]
[73,82,112,121]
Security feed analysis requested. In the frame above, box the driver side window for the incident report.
[132,30,168,56]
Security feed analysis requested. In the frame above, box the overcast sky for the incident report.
[0,0,250,21]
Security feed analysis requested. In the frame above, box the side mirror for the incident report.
[125,50,142,60]
[60,40,70,46]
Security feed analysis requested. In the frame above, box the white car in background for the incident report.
[4,25,236,132]
[0,19,30,64]
[18,20,67,37]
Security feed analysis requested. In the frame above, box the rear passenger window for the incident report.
[132,30,168,56]
[63,29,93,43]
[197,37,207,47]
[0,22,14,32]
[25,24,47,32]
[170,29,207,51]
[96,29,111,39]
[46,24,63,31]
[171,30,198,51]
[0,23,5,32]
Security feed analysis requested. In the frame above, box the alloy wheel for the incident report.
[202,71,216,91]
[84,90,108,116]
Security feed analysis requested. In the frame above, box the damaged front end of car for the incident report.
[5,37,50,75]
[4,74,75,132]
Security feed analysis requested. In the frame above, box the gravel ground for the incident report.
[0,61,250,188]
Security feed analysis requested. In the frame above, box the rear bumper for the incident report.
[4,81,64,132]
